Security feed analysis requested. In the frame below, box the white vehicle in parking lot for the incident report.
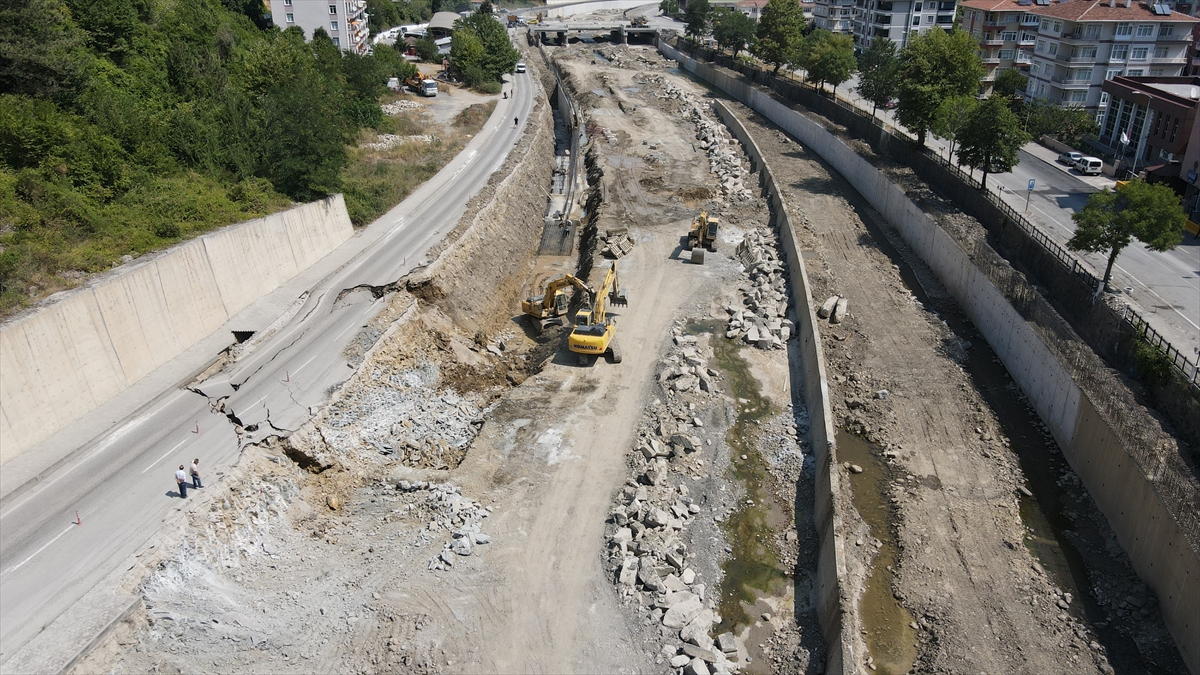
[1057,151,1083,166]
[1074,156,1103,175]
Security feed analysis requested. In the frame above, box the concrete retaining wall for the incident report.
[0,196,353,465]
[711,100,854,673]
[541,0,652,17]
[663,42,1200,673]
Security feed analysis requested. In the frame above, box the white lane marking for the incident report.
[140,436,192,474]
[92,390,188,456]
[451,150,478,180]
[2,525,74,577]
[292,318,363,378]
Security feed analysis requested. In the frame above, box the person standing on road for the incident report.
[514,117,518,127]
[190,458,202,489]
[175,465,189,498]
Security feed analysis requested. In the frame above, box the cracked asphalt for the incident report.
[0,69,536,672]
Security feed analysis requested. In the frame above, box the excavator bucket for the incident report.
[690,247,705,264]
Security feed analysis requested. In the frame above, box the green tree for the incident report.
[685,0,711,40]
[931,95,977,160]
[894,27,983,147]
[414,34,440,61]
[992,68,1027,98]
[478,0,492,14]
[455,12,517,81]
[366,0,403,33]
[1068,180,1186,292]
[800,30,855,94]
[1019,98,1099,138]
[752,0,805,73]
[0,0,93,104]
[449,27,484,75]
[660,0,679,16]
[856,37,898,117]
[712,8,754,57]
[955,95,1029,191]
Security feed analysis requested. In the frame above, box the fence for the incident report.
[677,40,1200,392]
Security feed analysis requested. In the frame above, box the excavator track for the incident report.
[609,338,622,363]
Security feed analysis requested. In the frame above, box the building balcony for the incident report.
[1157,33,1193,41]
[1018,37,1035,45]
[1050,76,1093,86]
[1058,32,1100,43]
[1020,17,1039,25]
[1015,54,1032,64]
[1151,55,1188,64]
[982,54,1002,63]
[1056,52,1097,63]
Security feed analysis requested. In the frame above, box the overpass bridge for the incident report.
[528,21,657,44]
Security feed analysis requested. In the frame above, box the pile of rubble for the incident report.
[320,362,487,469]
[387,480,494,571]
[602,329,745,675]
[601,228,636,258]
[726,228,794,349]
[594,45,665,70]
[362,134,440,151]
[652,82,753,203]
[381,100,424,115]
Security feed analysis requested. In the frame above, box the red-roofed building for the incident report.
[960,0,1199,110]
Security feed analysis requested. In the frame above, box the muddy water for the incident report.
[687,320,793,673]
[837,431,918,675]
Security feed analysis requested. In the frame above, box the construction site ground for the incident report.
[68,43,1183,675]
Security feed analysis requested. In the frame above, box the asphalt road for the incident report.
[0,70,534,668]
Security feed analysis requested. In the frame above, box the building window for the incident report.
[1047,42,1058,56]
[1126,68,1144,75]
[937,14,952,23]
[1053,20,1061,32]
[914,1,921,8]
[1084,23,1100,38]
[1160,24,1174,35]
[330,20,339,30]
[1154,46,1168,58]
[285,12,294,21]
[332,36,340,45]
[913,15,920,24]
[1115,22,1132,37]
[1100,92,1110,105]
[1131,46,1148,60]
[329,4,337,12]
[1002,31,1017,41]
[1135,24,1154,37]
[1073,67,1093,80]
[925,15,933,23]
[1106,68,1121,79]
[1036,39,1046,52]
[1030,61,1040,74]
[1172,119,1180,141]
[1000,49,1014,59]
[1110,44,1128,60]
[1079,45,1097,58]
[283,0,291,4]
[1069,91,1086,102]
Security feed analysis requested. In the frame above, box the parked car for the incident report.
[515,61,526,73]
[1057,151,1083,166]
[1074,156,1103,175]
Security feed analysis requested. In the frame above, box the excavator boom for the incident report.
[569,262,626,362]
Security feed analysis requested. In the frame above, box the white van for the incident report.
[1075,156,1103,175]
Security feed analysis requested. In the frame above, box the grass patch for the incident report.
[340,101,496,227]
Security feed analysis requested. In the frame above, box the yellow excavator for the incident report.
[568,262,627,363]
[521,274,590,333]
[685,211,719,264]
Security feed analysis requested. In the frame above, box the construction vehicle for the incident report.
[405,76,438,97]
[630,15,648,27]
[521,274,590,333]
[568,262,627,363]
[685,211,719,264]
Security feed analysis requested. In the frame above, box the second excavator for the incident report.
[521,274,590,333]
[568,262,627,364]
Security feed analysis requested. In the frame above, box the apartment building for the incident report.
[814,0,859,32]
[1097,75,1198,170]
[959,0,1198,110]
[271,0,371,54]
[850,0,959,49]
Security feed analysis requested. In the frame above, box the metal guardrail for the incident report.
[681,40,1200,392]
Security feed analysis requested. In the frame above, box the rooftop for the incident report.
[958,0,1200,21]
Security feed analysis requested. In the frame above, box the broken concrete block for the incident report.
[663,596,704,629]
[831,297,849,324]
[663,573,689,593]
[680,609,714,644]
[685,658,710,675]
[618,557,639,585]
[818,295,839,319]
[611,527,633,545]
[670,654,692,668]
[638,558,664,592]
[644,508,671,528]
[716,632,737,654]
[682,643,720,662]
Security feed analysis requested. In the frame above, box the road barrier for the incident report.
[661,41,1199,672]
[0,196,353,465]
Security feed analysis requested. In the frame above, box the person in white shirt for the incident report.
[175,465,189,498]
[190,459,202,489]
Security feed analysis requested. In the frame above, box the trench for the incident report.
[849,197,1177,672]
[686,319,798,674]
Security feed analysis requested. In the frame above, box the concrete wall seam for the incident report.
[0,196,353,466]
[666,44,1199,673]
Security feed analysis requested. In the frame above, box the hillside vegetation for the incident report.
[0,0,417,316]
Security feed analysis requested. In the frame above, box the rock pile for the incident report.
[593,45,665,70]
[390,480,493,571]
[667,86,753,203]
[362,134,440,151]
[321,362,487,470]
[381,100,423,115]
[726,228,793,349]
[603,330,743,675]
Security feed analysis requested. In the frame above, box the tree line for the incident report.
[0,0,419,313]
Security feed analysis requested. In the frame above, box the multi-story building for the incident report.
[850,0,959,50]
[814,0,860,32]
[960,0,1197,111]
[1097,75,1198,172]
[271,0,371,54]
